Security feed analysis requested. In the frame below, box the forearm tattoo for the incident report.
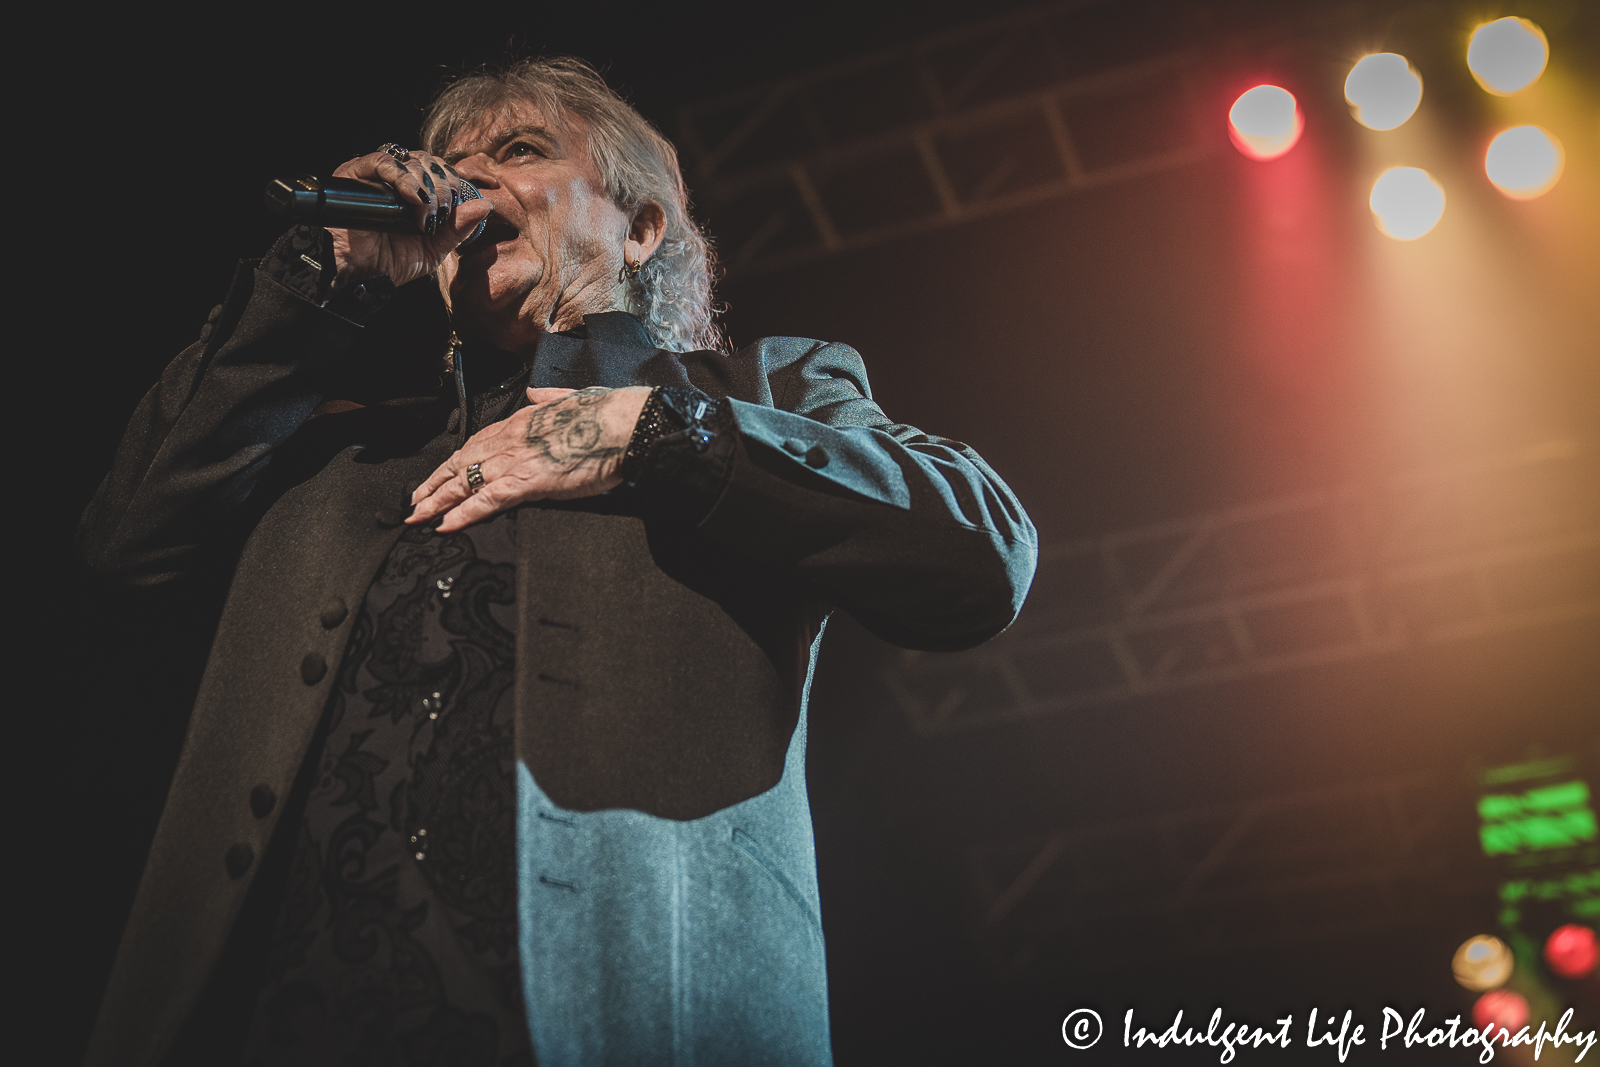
[524,387,625,474]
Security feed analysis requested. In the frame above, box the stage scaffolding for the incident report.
[676,1,1211,276]
[968,771,1471,975]
[882,440,1600,736]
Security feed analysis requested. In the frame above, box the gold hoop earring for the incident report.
[617,257,643,283]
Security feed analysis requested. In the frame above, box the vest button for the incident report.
[319,598,348,629]
[250,784,277,819]
[373,507,404,528]
[782,439,806,456]
[804,446,830,468]
[300,653,327,685]
[224,843,255,879]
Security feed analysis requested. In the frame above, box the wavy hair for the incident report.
[420,57,724,353]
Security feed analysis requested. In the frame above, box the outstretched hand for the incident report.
[407,386,652,532]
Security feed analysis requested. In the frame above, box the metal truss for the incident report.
[885,441,1600,735]
[967,771,1490,975]
[676,1,1211,276]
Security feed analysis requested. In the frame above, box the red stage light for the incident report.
[1473,989,1529,1035]
[1544,924,1599,979]
[1229,86,1303,161]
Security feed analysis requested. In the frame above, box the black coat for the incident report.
[80,262,1037,1066]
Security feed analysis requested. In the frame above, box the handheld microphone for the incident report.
[264,175,488,248]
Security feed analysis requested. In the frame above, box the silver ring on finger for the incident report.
[379,143,411,164]
[465,462,485,493]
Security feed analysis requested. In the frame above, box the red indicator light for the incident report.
[1472,989,1529,1034]
[1544,924,1598,979]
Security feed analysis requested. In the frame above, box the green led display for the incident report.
[1478,780,1597,856]
[1478,780,1591,819]
[1498,869,1600,903]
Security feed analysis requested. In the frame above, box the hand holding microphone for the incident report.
[265,144,494,290]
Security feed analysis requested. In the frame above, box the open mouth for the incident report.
[460,218,519,255]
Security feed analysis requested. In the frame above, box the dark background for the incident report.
[36,1,1599,1063]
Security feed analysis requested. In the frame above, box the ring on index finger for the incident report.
[465,462,485,493]
[379,143,410,164]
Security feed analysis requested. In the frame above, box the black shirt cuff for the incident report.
[259,225,394,323]
[624,386,735,524]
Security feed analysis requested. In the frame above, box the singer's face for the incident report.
[440,100,630,341]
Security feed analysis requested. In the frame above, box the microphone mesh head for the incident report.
[458,178,488,248]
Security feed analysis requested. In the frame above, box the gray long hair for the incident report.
[420,57,724,353]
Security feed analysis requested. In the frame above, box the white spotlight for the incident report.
[1468,18,1549,95]
[1345,54,1423,130]
[1370,168,1446,240]
[1485,126,1565,198]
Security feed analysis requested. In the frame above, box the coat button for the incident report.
[250,784,277,819]
[225,843,255,879]
[804,446,830,468]
[782,439,807,456]
[373,507,404,528]
[300,653,327,685]
[319,598,348,629]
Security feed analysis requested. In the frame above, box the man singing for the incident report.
[81,56,1035,1067]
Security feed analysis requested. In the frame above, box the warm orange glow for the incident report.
[1485,125,1565,199]
[1369,168,1446,240]
[1344,54,1423,130]
[1228,85,1303,161]
[1468,17,1549,95]
[1452,935,1514,991]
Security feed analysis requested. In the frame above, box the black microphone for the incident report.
[264,175,488,248]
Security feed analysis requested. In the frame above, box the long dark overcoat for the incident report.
[80,260,1037,1066]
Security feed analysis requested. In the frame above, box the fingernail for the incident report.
[425,215,438,235]
[418,187,432,205]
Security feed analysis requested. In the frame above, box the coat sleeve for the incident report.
[78,262,363,585]
[694,336,1038,652]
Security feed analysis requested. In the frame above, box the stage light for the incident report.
[1229,85,1303,161]
[1344,54,1423,130]
[1473,990,1530,1034]
[1485,125,1565,199]
[1369,167,1445,240]
[1453,934,1515,990]
[1545,924,1599,979]
[1468,17,1549,95]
